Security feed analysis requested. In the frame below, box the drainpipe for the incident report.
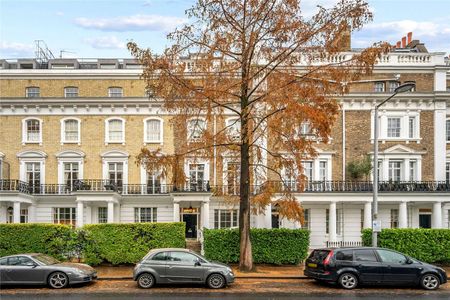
[342,107,346,181]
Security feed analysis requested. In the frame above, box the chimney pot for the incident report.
[396,41,401,48]
[407,32,413,45]
[401,36,406,48]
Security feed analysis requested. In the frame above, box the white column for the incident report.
[202,201,210,229]
[432,202,442,229]
[85,205,92,224]
[76,202,84,228]
[434,106,446,181]
[107,202,115,223]
[114,204,120,223]
[363,202,372,229]
[329,202,337,242]
[399,201,408,228]
[0,205,7,223]
[28,204,36,223]
[13,202,21,223]
[173,202,180,222]
[264,204,272,228]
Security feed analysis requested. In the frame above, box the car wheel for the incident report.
[339,273,358,290]
[207,273,226,289]
[137,273,155,289]
[48,272,69,289]
[421,274,440,290]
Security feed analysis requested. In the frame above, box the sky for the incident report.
[0,0,449,59]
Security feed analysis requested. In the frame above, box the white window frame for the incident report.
[108,87,123,98]
[187,117,206,142]
[373,146,423,181]
[374,82,385,93]
[56,150,85,186]
[22,117,43,145]
[184,159,210,189]
[64,86,79,98]
[60,117,81,145]
[53,207,76,226]
[371,111,421,143]
[17,150,47,186]
[134,207,157,222]
[26,86,40,98]
[214,209,238,229]
[101,150,129,186]
[143,117,163,144]
[98,207,108,223]
[225,117,241,141]
[105,117,125,145]
[222,157,240,195]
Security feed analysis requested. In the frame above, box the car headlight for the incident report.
[226,267,233,273]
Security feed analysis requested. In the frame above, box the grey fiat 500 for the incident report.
[133,248,235,289]
[0,253,97,289]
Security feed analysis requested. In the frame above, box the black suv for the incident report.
[304,247,447,290]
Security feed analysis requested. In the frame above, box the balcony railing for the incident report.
[1,179,449,195]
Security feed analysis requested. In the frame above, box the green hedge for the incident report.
[82,223,186,265]
[0,224,76,260]
[362,228,450,263]
[203,228,309,265]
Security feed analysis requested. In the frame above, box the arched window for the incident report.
[105,118,125,144]
[61,118,81,144]
[108,87,123,98]
[187,118,206,141]
[144,118,163,144]
[22,118,43,144]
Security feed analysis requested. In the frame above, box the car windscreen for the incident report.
[308,250,330,262]
[32,254,60,265]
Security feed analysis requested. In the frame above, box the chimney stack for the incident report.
[396,41,401,48]
[401,36,407,48]
[407,32,413,45]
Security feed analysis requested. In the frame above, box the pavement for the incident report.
[94,264,450,280]
[95,264,307,279]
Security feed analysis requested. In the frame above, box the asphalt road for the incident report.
[2,278,449,299]
[2,294,450,300]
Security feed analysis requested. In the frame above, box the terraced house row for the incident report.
[1,36,450,248]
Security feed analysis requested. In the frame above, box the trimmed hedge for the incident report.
[203,228,309,265]
[83,223,186,265]
[0,224,76,260]
[362,228,450,263]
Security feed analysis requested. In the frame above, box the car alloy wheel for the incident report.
[137,273,155,289]
[339,273,358,289]
[207,274,226,289]
[48,272,69,289]
[421,274,440,290]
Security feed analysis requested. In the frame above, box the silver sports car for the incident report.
[0,253,97,288]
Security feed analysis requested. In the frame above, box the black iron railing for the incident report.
[1,179,449,195]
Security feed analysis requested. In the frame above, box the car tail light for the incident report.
[323,250,334,266]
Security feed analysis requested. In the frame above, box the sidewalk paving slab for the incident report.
[94,264,450,280]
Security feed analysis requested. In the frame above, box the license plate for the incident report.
[308,263,317,268]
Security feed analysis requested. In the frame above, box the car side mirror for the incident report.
[194,258,201,266]
[405,258,413,264]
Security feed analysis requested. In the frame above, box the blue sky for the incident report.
[1,0,449,59]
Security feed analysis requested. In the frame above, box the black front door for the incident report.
[271,213,280,228]
[183,214,197,238]
[419,214,431,228]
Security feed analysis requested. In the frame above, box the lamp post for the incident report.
[372,82,415,247]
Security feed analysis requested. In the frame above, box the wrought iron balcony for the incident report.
[1,179,448,195]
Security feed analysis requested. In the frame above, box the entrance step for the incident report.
[185,239,202,254]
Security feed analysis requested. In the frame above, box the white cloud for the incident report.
[56,11,64,16]
[84,36,126,50]
[353,19,450,52]
[74,14,187,32]
[0,41,34,58]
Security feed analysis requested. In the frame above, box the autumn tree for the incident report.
[128,0,388,271]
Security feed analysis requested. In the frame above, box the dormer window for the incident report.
[26,87,40,98]
[108,87,123,98]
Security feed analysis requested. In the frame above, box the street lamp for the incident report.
[372,82,415,247]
